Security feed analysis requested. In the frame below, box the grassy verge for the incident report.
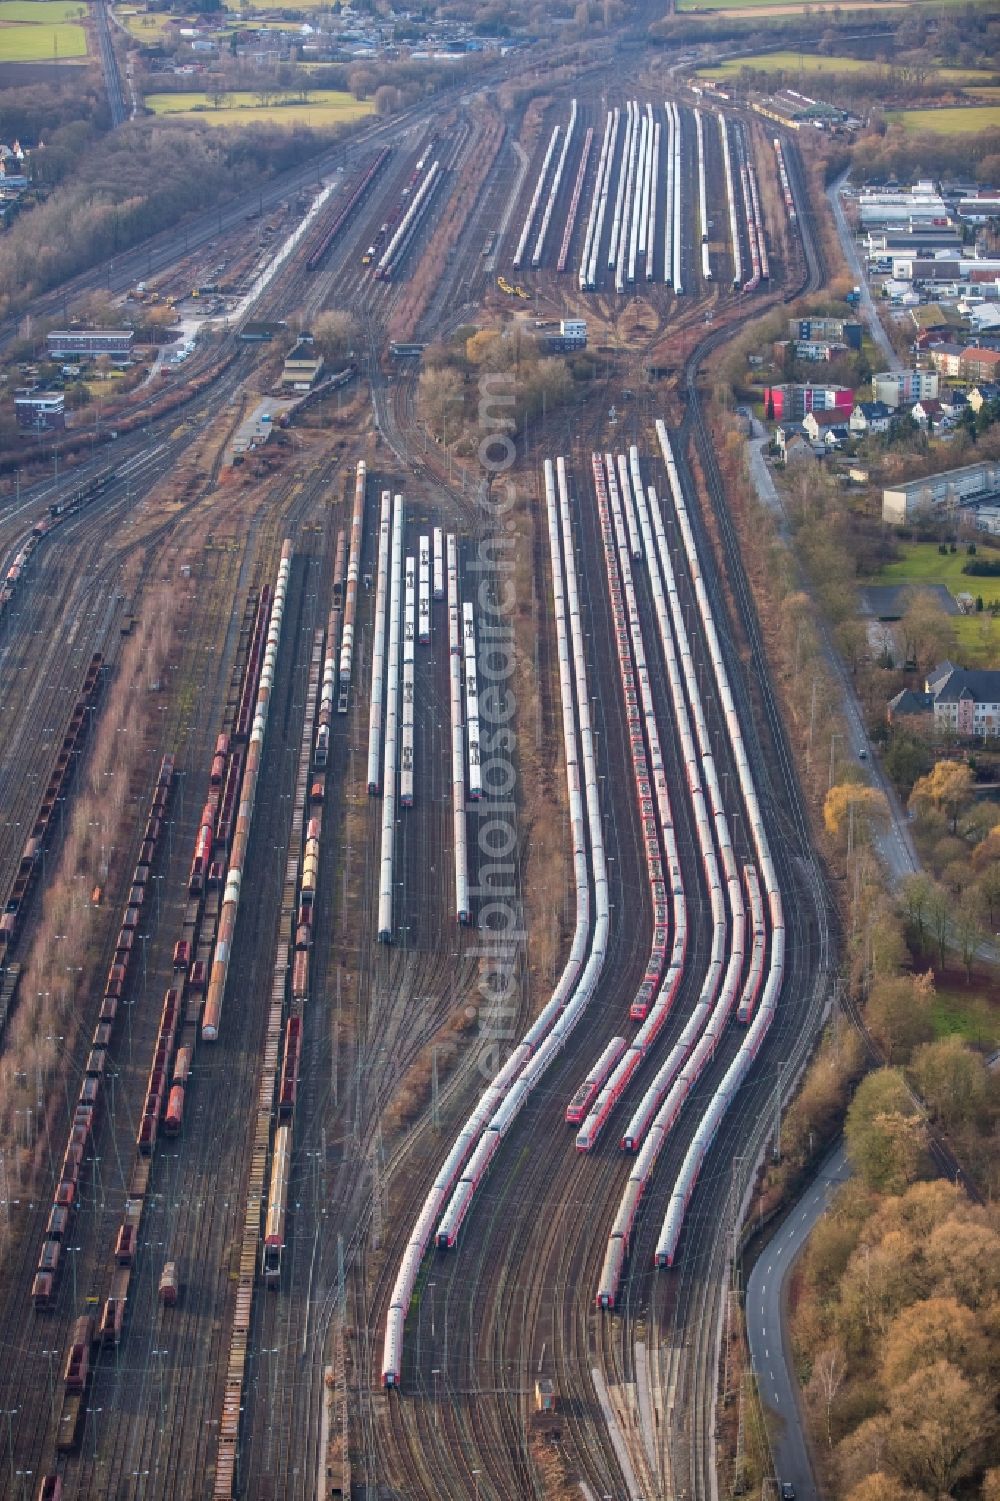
[887,104,1000,132]
[143,89,373,126]
[697,51,996,81]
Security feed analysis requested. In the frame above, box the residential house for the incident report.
[929,664,1000,737]
[803,408,851,442]
[849,401,892,436]
[782,433,817,465]
[911,397,945,428]
[886,687,934,724]
[928,343,968,378]
[960,347,1000,384]
[872,369,940,408]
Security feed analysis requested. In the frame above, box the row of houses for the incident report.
[777,387,996,465]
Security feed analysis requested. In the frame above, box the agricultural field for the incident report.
[872,541,1000,661]
[144,89,374,126]
[679,0,980,13]
[887,104,1000,133]
[113,7,179,40]
[698,51,998,83]
[0,0,87,60]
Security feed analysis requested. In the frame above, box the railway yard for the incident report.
[0,38,837,1501]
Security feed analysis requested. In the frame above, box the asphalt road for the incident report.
[826,175,901,375]
[746,419,919,885]
[746,1143,852,1500]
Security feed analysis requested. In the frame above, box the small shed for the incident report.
[534,1377,555,1413]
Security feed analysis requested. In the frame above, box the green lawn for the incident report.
[680,0,969,10]
[114,6,178,39]
[0,17,85,56]
[877,542,1000,601]
[0,0,84,17]
[874,542,1000,664]
[931,987,1000,1047]
[887,104,1000,133]
[144,89,373,126]
[698,51,997,82]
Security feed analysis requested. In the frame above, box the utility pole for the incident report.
[431,1046,440,1131]
[337,1232,345,1316]
[806,677,817,770]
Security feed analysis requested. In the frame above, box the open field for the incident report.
[0,0,85,18]
[872,541,1000,660]
[698,51,998,82]
[0,13,86,58]
[875,543,1000,605]
[114,6,178,39]
[887,104,1000,132]
[931,985,1000,1047]
[144,89,373,125]
[679,0,976,11]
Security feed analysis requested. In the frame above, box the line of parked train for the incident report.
[448,533,471,926]
[263,641,325,1287]
[304,146,392,273]
[0,654,104,968]
[32,548,299,1483]
[374,145,443,282]
[556,125,594,275]
[382,455,611,1387]
[366,484,475,939]
[31,755,175,1316]
[314,527,347,770]
[718,114,770,293]
[694,108,712,283]
[382,424,789,1381]
[0,470,116,626]
[773,136,797,226]
[203,542,292,1041]
[593,439,747,1300]
[596,423,786,1302]
[338,460,367,715]
[568,451,690,1156]
[734,118,768,290]
[363,134,437,269]
[376,493,404,943]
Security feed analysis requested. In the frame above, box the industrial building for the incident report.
[46,330,135,363]
[882,458,1000,524]
[858,183,947,226]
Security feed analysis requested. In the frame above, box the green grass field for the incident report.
[887,104,1000,133]
[873,542,1000,661]
[681,0,947,10]
[0,0,87,60]
[144,89,373,126]
[931,987,1000,1046]
[113,6,178,39]
[698,51,997,82]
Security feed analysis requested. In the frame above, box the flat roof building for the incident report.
[882,458,1000,524]
[46,329,134,362]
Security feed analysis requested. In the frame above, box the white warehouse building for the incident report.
[882,459,1000,524]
